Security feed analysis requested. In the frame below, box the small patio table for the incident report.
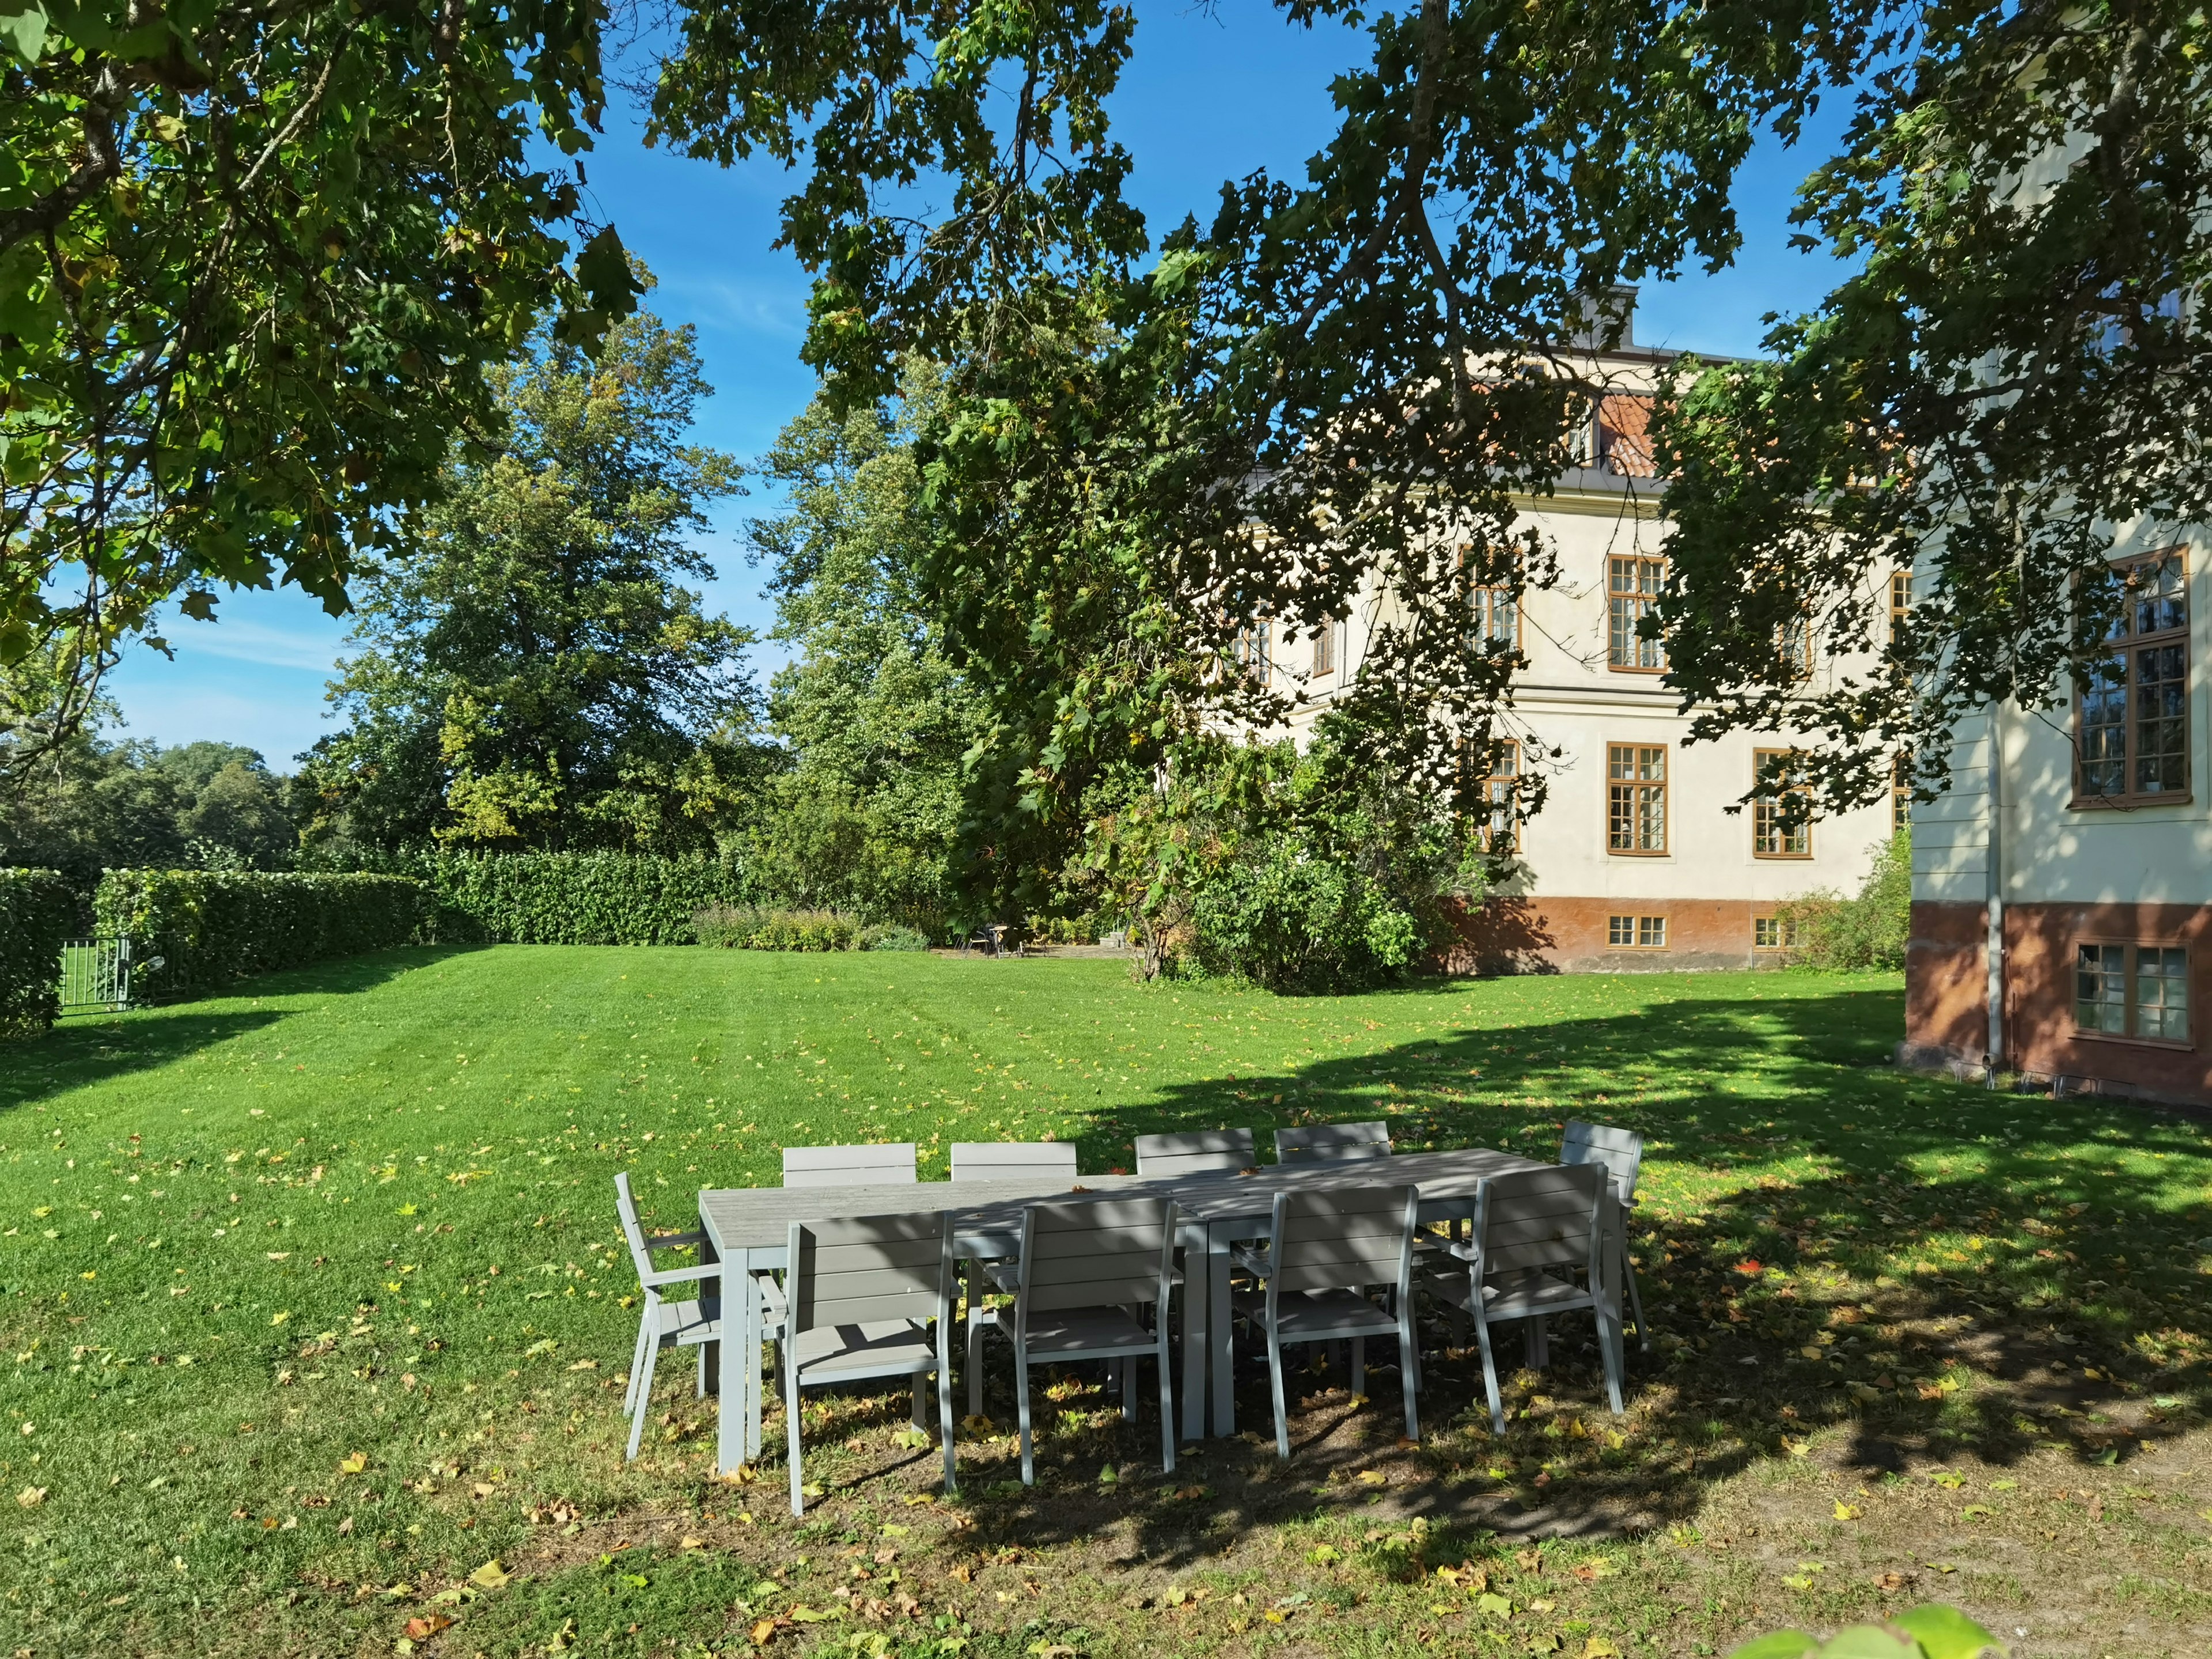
[696,1146,1555,1476]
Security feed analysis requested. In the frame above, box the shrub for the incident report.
[1776,831,1910,971]
[416,851,755,945]
[93,870,430,1001]
[0,869,75,1039]
[694,906,861,952]
[860,923,933,952]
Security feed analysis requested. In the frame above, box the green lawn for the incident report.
[6,947,2212,1657]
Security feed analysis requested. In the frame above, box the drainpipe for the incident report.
[1984,704,2005,1081]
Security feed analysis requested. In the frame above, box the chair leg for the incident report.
[786,1350,806,1518]
[626,1336,660,1462]
[623,1310,652,1419]
[938,1353,957,1494]
[1350,1335,1366,1397]
[1156,1339,1176,1475]
[1593,1300,1626,1416]
[1474,1309,1505,1437]
[1122,1348,1137,1421]
[965,1263,986,1419]
[1397,1308,1420,1444]
[1266,1327,1291,1461]
[1016,1340,1036,1487]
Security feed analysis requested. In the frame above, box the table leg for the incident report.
[1178,1219,1208,1444]
[744,1260,765,1463]
[712,1251,743,1478]
[1209,1224,1236,1437]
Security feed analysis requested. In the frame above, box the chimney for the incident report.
[1569,285,1638,351]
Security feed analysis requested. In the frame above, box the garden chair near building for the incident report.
[1273,1120,1393,1163]
[782,1142,918,1187]
[982,1197,1181,1484]
[1561,1119,1649,1355]
[780,1210,957,1516]
[1134,1128,1255,1177]
[615,1172,730,1462]
[1230,1184,1422,1459]
[1430,1161,1624,1435]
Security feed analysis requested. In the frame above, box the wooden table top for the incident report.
[698,1146,1542,1255]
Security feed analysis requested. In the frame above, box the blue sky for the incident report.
[104,1,1853,767]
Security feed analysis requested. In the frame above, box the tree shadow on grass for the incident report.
[1,945,486,1115]
[953,982,2212,1567]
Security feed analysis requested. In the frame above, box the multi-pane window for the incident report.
[1609,914,1668,948]
[1889,570,1912,642]
[1471,588,1518,649]
[1233,616,1275,683]
[2076,943,2190,1043]
[2078,551,2189,803]
[1606,743,1667,853]
[1776,613,1813,680]
[1753,916,1806,950]
[1312,615,1340,677]
[1892,752,1912,835]
[1752,749,1812,858]
[1480,740,1519,854]
[1607,556,1665,671]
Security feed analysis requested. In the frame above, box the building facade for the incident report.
[1262,320,1899,973]
[1904,538,2211,1107]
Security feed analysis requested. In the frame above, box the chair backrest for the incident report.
[783,1142,918,1188]
[1267,1184,1416,1296]
[612,1171,656,1283]
[1472,1162,1605,1281]
[1561,1120,1643,1204]
[1274,1120,1393,1164]
[1134,1128,1255,1178]
[1016,1198,1178,1315]
[950,1141,1078,1183]
[785,1210,952,1334]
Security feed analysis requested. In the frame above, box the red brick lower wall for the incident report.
[1438,895,1779,975]
[1906,900,2212,1107]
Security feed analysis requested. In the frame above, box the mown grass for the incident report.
[5,947,2212,1657]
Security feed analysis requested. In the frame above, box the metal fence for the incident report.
[57,936,154,1014]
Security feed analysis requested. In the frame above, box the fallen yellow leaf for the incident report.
[338,1451,368,1475]
[16,1486,46,1508]
[1834,1501,1861,1521]
[469,1558,511,1589]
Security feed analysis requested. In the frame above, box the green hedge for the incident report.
[93,870,431,1000]
[421,851,755,945]
[694,905,861,951]
[1,869,75,1039]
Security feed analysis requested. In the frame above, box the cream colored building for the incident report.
[1253,314,1898,971]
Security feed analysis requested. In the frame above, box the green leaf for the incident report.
[1813,1629,1922,1659]
[1726,1634,1819,1659]
[0,2,47,60]
[1891,1604,2006,1658]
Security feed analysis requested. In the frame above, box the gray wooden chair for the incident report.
[782,1142,917,1187]
[780,1209,957,1516]
[988,1197,1180,1484]
[1230,1184,1421,1459]
[1562,1119,1648,1354]
[615,1172,729,1461]
[1273,1120,1393,1163]
[1134,1128,1255,1177]
[1433,1162,1625,1435]
[951,1140,1081,1414]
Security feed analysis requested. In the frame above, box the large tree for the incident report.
[741,362,984,930]
[0,0,640,777]
[305,296,764,854]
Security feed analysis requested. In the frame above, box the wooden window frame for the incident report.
[1607,555,1666,673]
[1233,614,1275,685]
[1470,587,1521,653]
[1606,741,1668,855]
[1608,914,1669,949]
[1311,615,1341,678]
[1479,738,1520,854]
[2073,548,2191,808]
[1892,752,1912,836]
[1752,748,1813,859]
[2073,938,2192,1050]
[1889,570,1912,645]
[1753,915,1806,950]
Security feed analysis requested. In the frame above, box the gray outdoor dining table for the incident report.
[695,1145,1550,1478]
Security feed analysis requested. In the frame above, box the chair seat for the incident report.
[1232,1286,1399,1340]
[982,1259,1182,1297]
[1018,1305,1156,1357]
[1430,1268,1596,1321]
[793,1319,938,1378]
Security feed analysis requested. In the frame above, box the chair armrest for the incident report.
[981,1260,1020,1296]
[646,1229,707,1252]
[751,1272,787,1316]
[1232,1245,1273,1280]
[642,1261,721,1288]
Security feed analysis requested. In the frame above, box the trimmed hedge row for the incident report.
[1,869,75,1039]
[421,851,755,945]
[94,870,431,1000]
